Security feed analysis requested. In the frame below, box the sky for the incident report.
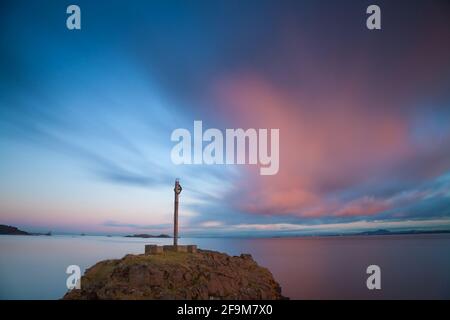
[1,0,450,236]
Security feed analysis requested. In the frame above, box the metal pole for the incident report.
[173,179,181,246]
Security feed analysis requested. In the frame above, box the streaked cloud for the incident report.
[0,0,449,235]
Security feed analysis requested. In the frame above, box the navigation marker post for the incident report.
[173,178,182,246]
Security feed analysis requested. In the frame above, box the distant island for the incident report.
[271,228,450,238]
[0,224,30,235]
[353,229,450,236]
[0,224,51,236]
[125,234,171,238]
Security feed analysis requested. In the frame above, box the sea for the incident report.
[1,234,449,299]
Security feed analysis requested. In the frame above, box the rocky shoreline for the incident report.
[63,249,287,300]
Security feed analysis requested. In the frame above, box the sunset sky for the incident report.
[1,0,450,236]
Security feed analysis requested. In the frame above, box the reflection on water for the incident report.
[1,234,449,299]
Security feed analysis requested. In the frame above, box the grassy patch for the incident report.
[123,252,191,266]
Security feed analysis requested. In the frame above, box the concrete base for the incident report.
[163,245,187,252]
[145,244,197,255]
[145,245,163,255]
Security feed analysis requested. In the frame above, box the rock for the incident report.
[0,224,30,235]
[63,249,287,300]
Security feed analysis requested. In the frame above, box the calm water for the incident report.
[1,234,449,299]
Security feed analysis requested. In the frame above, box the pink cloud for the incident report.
[334,196,390,217]
[211,74,417,216]
[209,32,450,218]
[205,6,450,219]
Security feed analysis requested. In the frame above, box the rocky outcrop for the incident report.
[63,249,286,300]
[0,224,30,235]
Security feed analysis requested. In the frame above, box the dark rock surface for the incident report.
[0,224,30,235]
[63,249,286,300]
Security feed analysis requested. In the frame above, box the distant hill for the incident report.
[272,228,450,239]
[0,224,52,236]
[356,229,392,236]
[0,224,30,235]
[125,234,171,238]
[354,229,450,236]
